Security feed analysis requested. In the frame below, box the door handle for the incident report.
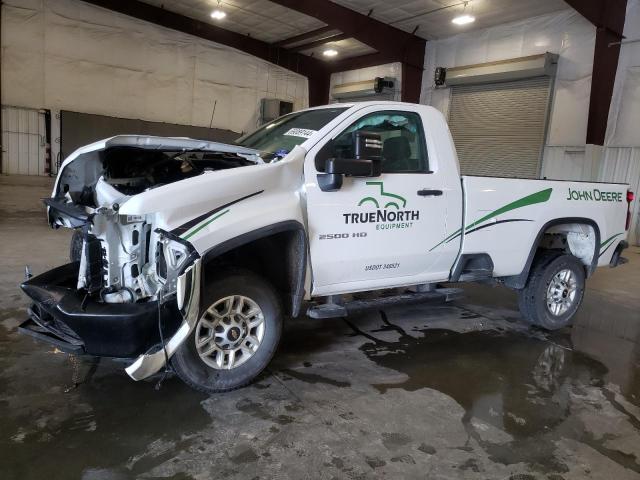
[417,189,443,196]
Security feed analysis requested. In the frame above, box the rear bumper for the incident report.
[610,240,629,267]
[20,262,179,358]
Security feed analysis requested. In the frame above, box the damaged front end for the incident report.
[20,230,201,380]
[20,136,259,380]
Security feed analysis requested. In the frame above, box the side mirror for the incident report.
[352,130,383,170]
[317,131,382,192]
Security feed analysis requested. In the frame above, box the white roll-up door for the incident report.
[1,106,47,175]
[448,76,552,178]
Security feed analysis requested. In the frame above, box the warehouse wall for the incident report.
[606,0,640,150]
[602,0,640,244]
[420,9,595,163]
[1,0,308,172]
[421,3,640,244]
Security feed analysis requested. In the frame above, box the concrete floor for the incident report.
[1,175,639,480]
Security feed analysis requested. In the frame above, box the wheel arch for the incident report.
[200,220,308,317]
[502,217,601,290]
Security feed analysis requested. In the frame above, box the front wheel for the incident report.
[171,269,282,393]
[517,252,586,330]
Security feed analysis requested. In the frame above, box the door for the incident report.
[305,106,457,296]
[1,106,47,175]
[448,77,552,178]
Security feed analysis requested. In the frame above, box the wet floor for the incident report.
[1,175,640,479]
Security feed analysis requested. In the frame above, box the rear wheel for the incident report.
[171,269,282,393]
[517,252,585,330]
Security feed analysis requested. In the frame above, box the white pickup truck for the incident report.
[20,102,634,393]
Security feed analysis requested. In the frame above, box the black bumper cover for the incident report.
[20,262,180,358]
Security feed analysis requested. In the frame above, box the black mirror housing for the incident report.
[326,157,375,176]
[317,173,343,192]
[317,131,383,192]
[353,130,382,163]
[317,158,376,191]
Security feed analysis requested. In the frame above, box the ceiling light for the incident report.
[452,14,475,25]
[211,9,226,19]
[323,49,338,57]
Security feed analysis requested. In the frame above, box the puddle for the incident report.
[0,350,209,479]
[349,310,640,474]
[352,313,601,438]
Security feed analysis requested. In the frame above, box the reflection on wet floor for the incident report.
[2,282,640,479]
[348,310,640,474]
[459,281,640,406]
[571,294,640,405]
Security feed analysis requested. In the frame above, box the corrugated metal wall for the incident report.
[542,146,599,181]
[601,147,640,246]
[1,106,47,175]
[542,145,640,245]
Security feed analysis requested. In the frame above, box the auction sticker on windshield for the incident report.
[284,128,316,138]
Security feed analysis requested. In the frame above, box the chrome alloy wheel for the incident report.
[194,295,265,369]
[545,269,578,316]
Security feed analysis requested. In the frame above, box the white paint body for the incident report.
[460,177,627,276]
[54,102,631,299]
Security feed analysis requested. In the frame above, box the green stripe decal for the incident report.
[598,232,624,258]
[599,232,623,250]
[430,187,553,251]
[181,209,230,241]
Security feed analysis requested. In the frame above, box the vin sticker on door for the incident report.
[283,128,316,138]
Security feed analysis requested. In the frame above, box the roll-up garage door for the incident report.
[448,76,552,178]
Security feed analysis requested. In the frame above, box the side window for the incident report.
[315,110,429,173]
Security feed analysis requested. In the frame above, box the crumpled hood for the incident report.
[48,135,265,229]
[51,135,262,197]
[56,135,262,175]
[116,145,307,253]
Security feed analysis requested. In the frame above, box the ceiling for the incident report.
[141,0,326,44]
[297,38,377,59]
[140,0,571,61]
[333,0,570,40]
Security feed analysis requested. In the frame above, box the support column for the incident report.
[401,62,424,103]
[308,69,331,107]
[564,0,627,146]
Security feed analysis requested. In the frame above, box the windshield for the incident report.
[236,107,348,159]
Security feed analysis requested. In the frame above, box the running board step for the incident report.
[307,287,463,319]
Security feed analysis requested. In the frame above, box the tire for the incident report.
[517,251,586,330]
[171,269,282,393]
[70,230,83,262]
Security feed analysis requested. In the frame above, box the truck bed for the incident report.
[458,176,629,277]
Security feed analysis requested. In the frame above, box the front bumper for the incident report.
[20,259,202,381]
[20,262,179,358]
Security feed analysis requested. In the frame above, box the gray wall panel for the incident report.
[59,111,240,166]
